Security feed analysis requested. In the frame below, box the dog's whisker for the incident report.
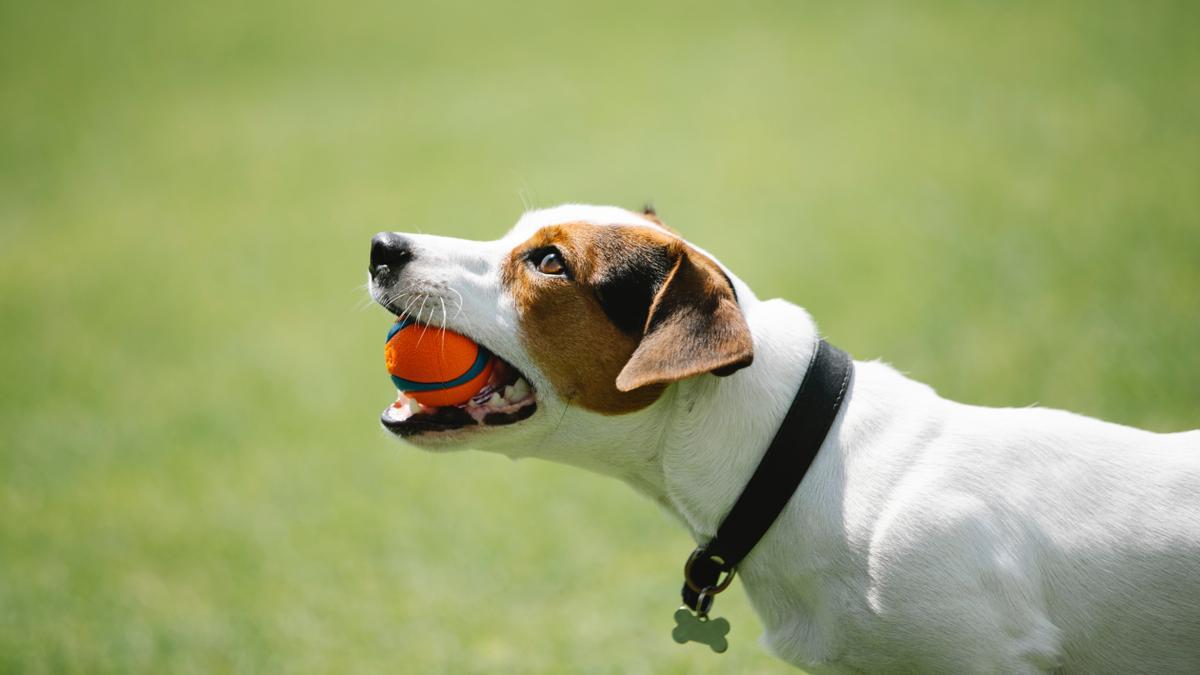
[446,287,465,321]
[390,292,417,311]
[357,281,389,311]
[446,287,474,330]
[400,294,421,322]
[516,181,540,214]
[548,393,573,440]
[390,285,418,302]
[438,297,449,355]
[414,295,437,348]
[355,293,378,311]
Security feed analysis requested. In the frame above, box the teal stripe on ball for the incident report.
[385,316,415,342]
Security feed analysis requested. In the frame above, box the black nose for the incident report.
[370,232,413,277]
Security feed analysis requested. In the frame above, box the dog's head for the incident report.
[368,205,754,457]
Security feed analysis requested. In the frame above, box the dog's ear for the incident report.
[615,246,753,392]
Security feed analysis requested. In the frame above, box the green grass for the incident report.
[2,1,1197,673]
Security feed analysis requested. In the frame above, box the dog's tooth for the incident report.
[407,398,422,415]
[511,379,530,400]
[503,385,516,401]
[488,392,503,408]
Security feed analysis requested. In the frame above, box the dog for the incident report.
[368,204,1200,673]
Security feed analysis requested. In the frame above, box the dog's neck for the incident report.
[505,293,822,542]
[626,297,822,541]
[660,298,820,540]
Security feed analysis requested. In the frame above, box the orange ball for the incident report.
[385,317,494,407]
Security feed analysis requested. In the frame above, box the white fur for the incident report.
[371,205,1200,673]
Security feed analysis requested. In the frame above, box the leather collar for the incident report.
[681,338,853,614]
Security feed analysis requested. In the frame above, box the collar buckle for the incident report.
[683,547,737,594]
[682,547,737,615]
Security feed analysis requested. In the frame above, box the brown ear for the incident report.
[615,247,754,392]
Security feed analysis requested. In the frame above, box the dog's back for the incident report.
[1030,424,1200,672]
[829,381,1200,673]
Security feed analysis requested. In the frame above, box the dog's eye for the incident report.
[535,250,567,276]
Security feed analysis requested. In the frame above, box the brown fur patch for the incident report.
[502,221,752,415]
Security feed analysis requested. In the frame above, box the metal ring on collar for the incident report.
[683,547,737,595]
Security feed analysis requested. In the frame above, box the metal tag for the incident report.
[671,607,730,653]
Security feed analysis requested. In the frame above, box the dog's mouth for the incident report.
[380,329,539,438]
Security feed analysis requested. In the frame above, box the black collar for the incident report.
[681,338,853,615]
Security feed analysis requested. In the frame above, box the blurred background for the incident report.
[2,1,1197,672]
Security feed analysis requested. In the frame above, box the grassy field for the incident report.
[2,1,1197,673]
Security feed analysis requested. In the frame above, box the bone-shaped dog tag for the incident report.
[671,607,730,653]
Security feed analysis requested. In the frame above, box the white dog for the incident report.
[368,204,1200,673]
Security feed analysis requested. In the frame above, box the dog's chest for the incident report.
[732,494,874,670]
